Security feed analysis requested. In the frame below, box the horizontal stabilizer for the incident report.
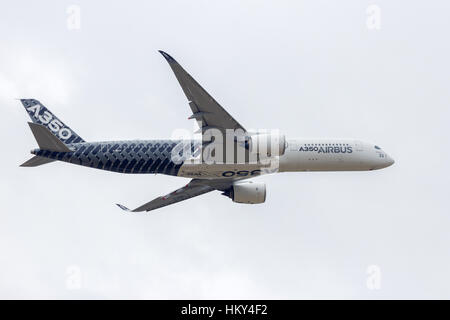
[28,122,71,152]
[20,156,55,167]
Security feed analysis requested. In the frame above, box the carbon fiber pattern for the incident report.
[33,140,199,176]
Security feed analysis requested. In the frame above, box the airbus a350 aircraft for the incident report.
[20,51,394,212]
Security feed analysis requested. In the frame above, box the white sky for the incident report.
[1,0,450,299]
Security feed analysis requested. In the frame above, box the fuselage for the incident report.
[31,138,394,179]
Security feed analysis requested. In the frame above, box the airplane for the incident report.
[19,50,394,212]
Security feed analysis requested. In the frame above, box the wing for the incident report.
[159,50,246,133]
[116,179,232,212]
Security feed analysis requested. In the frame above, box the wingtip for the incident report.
[116,203,131,212]
[158,50,176,63]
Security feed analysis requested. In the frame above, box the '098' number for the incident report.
[222,170,261,177]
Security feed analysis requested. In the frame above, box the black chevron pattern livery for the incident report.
[32,140,199,175]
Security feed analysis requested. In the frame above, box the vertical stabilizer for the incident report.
[20,99,85,144]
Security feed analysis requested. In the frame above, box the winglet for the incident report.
[158,50,177,63]
[116,204,131,212]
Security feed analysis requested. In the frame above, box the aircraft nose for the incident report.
[386,155,395,167]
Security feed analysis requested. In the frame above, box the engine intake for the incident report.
[222,181,266,204]
[248,133,286,157]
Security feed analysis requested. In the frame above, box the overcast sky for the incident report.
[1,0,450,299]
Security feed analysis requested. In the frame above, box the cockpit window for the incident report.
[374,145,381,150]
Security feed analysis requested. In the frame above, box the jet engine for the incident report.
[222,181,266,204]
[247,133,286,157]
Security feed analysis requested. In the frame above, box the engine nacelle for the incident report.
[248,133,286,157]
[223,181,266,204]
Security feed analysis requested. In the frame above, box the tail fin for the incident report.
[20,156,55,167]
[20,99,85,144]
[28,122,72,152]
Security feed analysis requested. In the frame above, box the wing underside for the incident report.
[117,179,232,212]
